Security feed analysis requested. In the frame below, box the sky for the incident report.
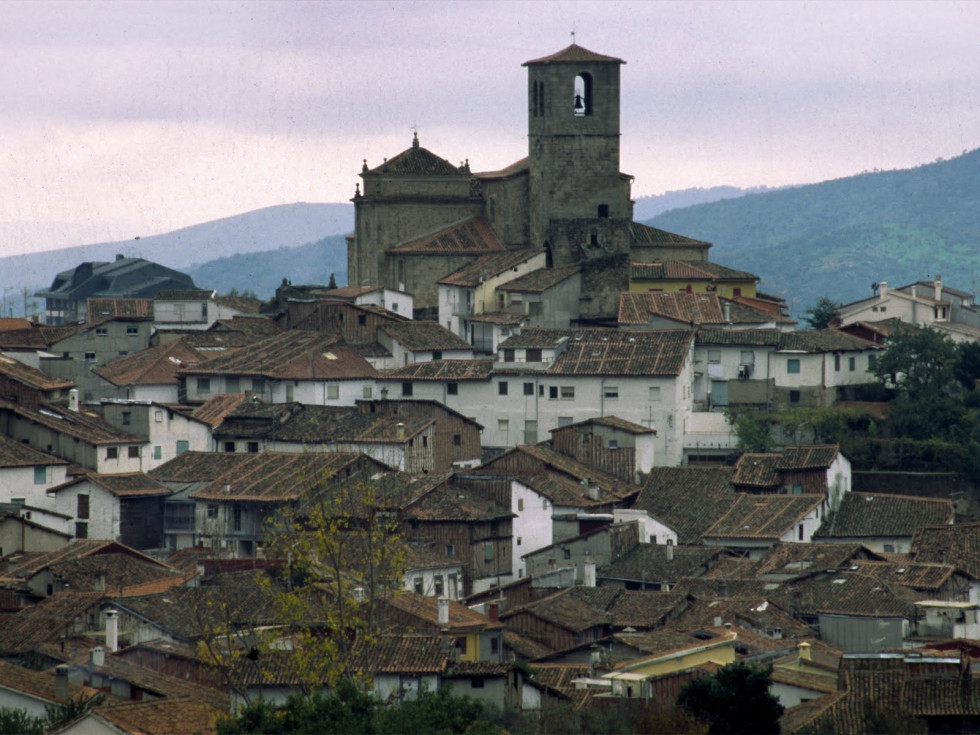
[2,0,978,256]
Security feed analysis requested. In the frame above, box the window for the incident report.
[95,327,108,337]
[434,575,444,596]
[224,442,236,453]
[526,348,542,362]
[176,440,189,455]
[798,524,804,541]
[84,352,96,362]
[517,498,524,511]
[608,439,619,449]
[789,390,801,404]
[498,381,508,396]
[445,544,455,558]
[154,410,163,423]
[358,314,367,325]
[740,351,755,365]
[603,386,619,400]
[597,204,609,218]
[471,677,484,689]
[106,447,119,460]
[491,637,500,655]
[233,504,243,532]
[649,386,661,401]
[834,354,841,372]
[154,446,162,459]
[573,72,592,115]
[503,349,515,362]
[563,548,571,560]
[558,416,573,427]
[787,359,801,374]
[402,382,413,397]
[447,382,458,395]
[432,350,442,360]
[363,385,373,399]
[75,522,88,539]
[247,442,259,453]
[327,384,340,400]
[201,302,208,319]
[883,544,896,553]
[252,379,265,395]
[498,418,509,432]
[453,434,461,447]
[128,446,139,459]
[484,542,494,561]
[207,504,219,519]
[792,484,803,494]
[34,466,46,484]
[126,325,139,336]
[707,350,721,364]
[523,382,534,396]
[549,386,558,399]
[286,383,294,402]
[77,494,90,519]
[848,356,856,371]
[560,386,575,400]
[197,378,211,394]
[414,577,423,595]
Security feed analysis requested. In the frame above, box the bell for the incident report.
[574,94,584,110]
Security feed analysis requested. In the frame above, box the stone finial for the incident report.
[354,183,361,198]
[362,159,368,172]
[412,131,419,148]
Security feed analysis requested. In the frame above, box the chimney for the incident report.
[438,597,450,626]
[396,422,405,441]
[68,389,79,413]
[90,646,105,667]
[713,616,723,628]
[935,275,943,302]
[488,601,499,623]
[879,281,888,299]
[799,641,812,661]
[105,609,118,652]
[54,664,69,701]
[582,555,596,588]
[665,544,674,562]
[723,301,731,323]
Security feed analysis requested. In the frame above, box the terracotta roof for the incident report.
[93,339,209,387]
[318,285,383,299]
[501,586,620,633]
[0,591,105,653]
[154,289,214,300]
[911,522,980,579]
[186,451,372,502]
[465,311,528,326]
[776,569,919,618]
[514,472,623,509]
[50,472,172,499]
[0,659,99,704]
[483,443,636,500]
[723,297,796,324]
[696,327,783,347]
[438,249,545,287]
[364,135,464,176]
[704,494,825,541]
[379,359,494,381]
[544,329,693,377]
[388,217,506,255]
[475,156,529,180]
[633,467,738,544]
[733,453,782,488]
[0,397,146,447]
[87,297,154,320]
[0,353,74,392]
[752,542,882,579]
[183,330,377,381]
[191,393,248,427]
[499,265,580,293]
[386,592,495,631]
[149,450,253,483]
[91,697,223,735]
[668,597,814,641]
[2,540,169,581]
[814,493,953,539]
[379,320,473,351]
[598,544,724,586]
[618,291,724,326]
[777,445,842,471]
[553,415,655,436]
[0,433,69,468]
[403,481,512,522]
[523,43,625,65]
[629,260,759,283]
[777,329,879,353]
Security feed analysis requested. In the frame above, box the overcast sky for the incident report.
[2,0,978,256]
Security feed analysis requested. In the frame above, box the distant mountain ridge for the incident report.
[646,149,980,314]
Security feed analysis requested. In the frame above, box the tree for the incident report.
[725,408,774,453]
[802,296,840,329]
[677,662,784,735]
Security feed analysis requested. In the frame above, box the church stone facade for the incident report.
[347,44,709,319]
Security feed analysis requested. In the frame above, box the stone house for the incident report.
[92,339,210,403]
[376,320,475,369]
[100,400,213,470]
[733,445,853,512]
[812,492,953,554]
[700,493,828,558]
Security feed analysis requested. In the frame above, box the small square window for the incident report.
[84,352,96,362]
[153,446,162,460]
[128,446,139,459]
[402,382,413,397]
[197,378,211,394]
[526,348,542,362]
[447,382,458,395]
[789,390,801,404]
[247,442,259,453]
[95,327,108,337]
[432,350,443,360]
[787,359,801,374]
[523,382,534,396]
[503,349,515,363]
[327,384,340,400]
[363,385,373,399]
[603,386,619,400]
[445,544,455,557]
[358,314,367,325]
[106,447,119,460]
[126,325,139,336]
[498,418,509,432]
[560,386,575,399]
[498,382,508,396]
[224,442,235,452]
[207,504,219,519]
[649,386,661,401]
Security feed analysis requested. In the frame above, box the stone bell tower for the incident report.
[523,44,634,267]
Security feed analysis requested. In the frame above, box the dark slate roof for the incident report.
[93,339,209,387]
[379,359,494,382]
[523,44,625,65]
[388,217,506,255]
[598,544,725,586]
[498,265,581,293]
[36,257,195,301]
[379,321,473,351]
[911,522,980,579]
[0,434,68,468]
[618,291,724,326]
[704,494,825,541]
[814,493,953,539]
[0,398,146,447]
[438,249,545,287]
[51,472,171,499]
[182,330,377,380]
[629,260,759,283]
[633,467,738,545]
[364,135,464,176]
[154,289,214,300]
[696,328,783,347]
[723,297,796,325]
[777,329,880,353]
[777,445,842,471]
[190,393,249,427]
[0,591,105,653]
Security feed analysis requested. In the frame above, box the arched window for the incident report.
[574,73,593,116]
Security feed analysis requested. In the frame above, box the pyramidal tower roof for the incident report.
[523,43,625,66]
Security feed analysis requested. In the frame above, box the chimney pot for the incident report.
[105,609,119,652]
[438,597,450,626]
[54,664,69,700]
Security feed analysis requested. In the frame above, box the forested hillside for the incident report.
[647,149,980,314]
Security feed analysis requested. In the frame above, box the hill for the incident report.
[0,202,353,313]
[646,149,980,314]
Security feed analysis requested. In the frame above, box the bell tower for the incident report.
[524,44,632,266]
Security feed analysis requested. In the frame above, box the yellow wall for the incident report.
[614,638,736,679]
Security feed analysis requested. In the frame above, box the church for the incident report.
[347,43,713,322]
